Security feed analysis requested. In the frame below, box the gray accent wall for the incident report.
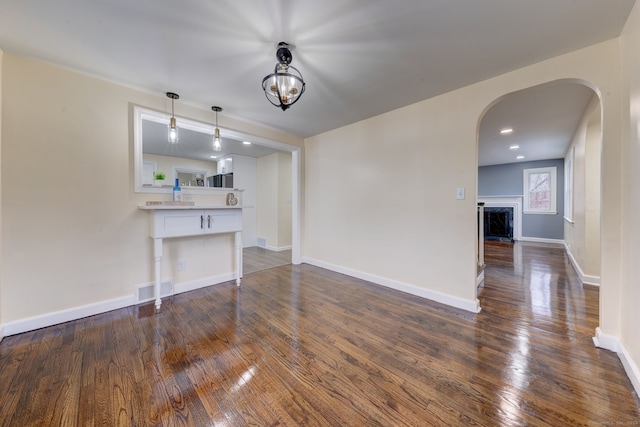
[478,159,565,240]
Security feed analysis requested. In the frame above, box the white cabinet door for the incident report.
[217,157,233,174]
[203,210,242,234]
[151,210,205,238]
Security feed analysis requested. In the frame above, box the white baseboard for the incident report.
[0,323,5,343]
[302,257,481,313]
[564,243,601,286]
[174,273,236,295]
[3,294,135,337]
[518,236,565,245]
[264,245,292,252]
[516,238,601,286]
[618,341,640,397]
[593,327,640,397]
[476,269,485,287]
[593,327,619,352]
[2,272,237,338]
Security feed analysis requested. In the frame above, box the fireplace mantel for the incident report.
[477,196,522,241]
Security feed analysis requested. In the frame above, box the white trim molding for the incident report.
[593,328,640,396]
[593,327,619,351]
[476,269,485,287]
[302,257,481,314]
[619,342,640,397]
[519,237,565,245]
[3,273,237,338]
[173,273,236,295]
[478,196,522,240]
[564,242,601,286]
[523,166,557,214]
[0,323,5,343]
[3,295,135,337]
[265,245,292,252]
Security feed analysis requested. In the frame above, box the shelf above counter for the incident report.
[138,204,252,210]
[140,185,244,194]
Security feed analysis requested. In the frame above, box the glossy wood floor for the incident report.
[243,247,292,275]
[1,242,639,426]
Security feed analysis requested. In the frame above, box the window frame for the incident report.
[523,166,557,215]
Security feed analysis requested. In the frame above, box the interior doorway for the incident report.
[216,128,301,275]
[476,79,602,302]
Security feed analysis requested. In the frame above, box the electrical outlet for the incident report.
[177,260,186,271]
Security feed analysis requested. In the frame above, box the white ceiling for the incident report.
[478,82,596,166]
[0,0,635,162]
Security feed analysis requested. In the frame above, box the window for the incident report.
[523,167,557,214]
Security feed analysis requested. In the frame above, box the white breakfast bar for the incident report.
[139,205,244,310]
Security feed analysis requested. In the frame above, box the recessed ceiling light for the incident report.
[210,155,217,159]
[500,128,514,134]
[509,145,520,150]
[243,141,252,145]
[516,155,525,160]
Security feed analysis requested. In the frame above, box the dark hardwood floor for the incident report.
[243,246,292,275]
[1,242,638,425]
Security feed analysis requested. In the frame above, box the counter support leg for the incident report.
[154,238,163,310]
[235,231,242,286]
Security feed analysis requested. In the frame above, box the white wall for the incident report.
[257,152,292,250]
[304,40,623,321]
[230,155,257,247]
[278,153,292,248]
[584,115,601,275]
[257,153,278,246]
[0,53,303,330]
[564,95,601,284]
[619,0,640,394]
[0,48,3,342]
[305,101,480,311]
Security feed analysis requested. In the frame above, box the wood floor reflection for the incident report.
[0,242,638,425]
[243,246,292,275]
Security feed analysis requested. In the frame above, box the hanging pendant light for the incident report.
[262,42,305,111]
[166,92,180,143]
[211,106,222,152]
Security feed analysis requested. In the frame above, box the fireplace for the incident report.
[484,207,514,242]
[478,196,522,241]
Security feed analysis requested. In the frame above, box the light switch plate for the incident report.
[456,187,465,200]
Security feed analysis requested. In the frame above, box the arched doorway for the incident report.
[476,79,602,317]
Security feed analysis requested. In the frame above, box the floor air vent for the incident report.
[135,280,173,304]
[257,237,267,248]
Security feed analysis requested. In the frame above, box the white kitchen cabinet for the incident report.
[217,157,233,174]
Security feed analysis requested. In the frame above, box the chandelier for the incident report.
[262,42,306,111]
